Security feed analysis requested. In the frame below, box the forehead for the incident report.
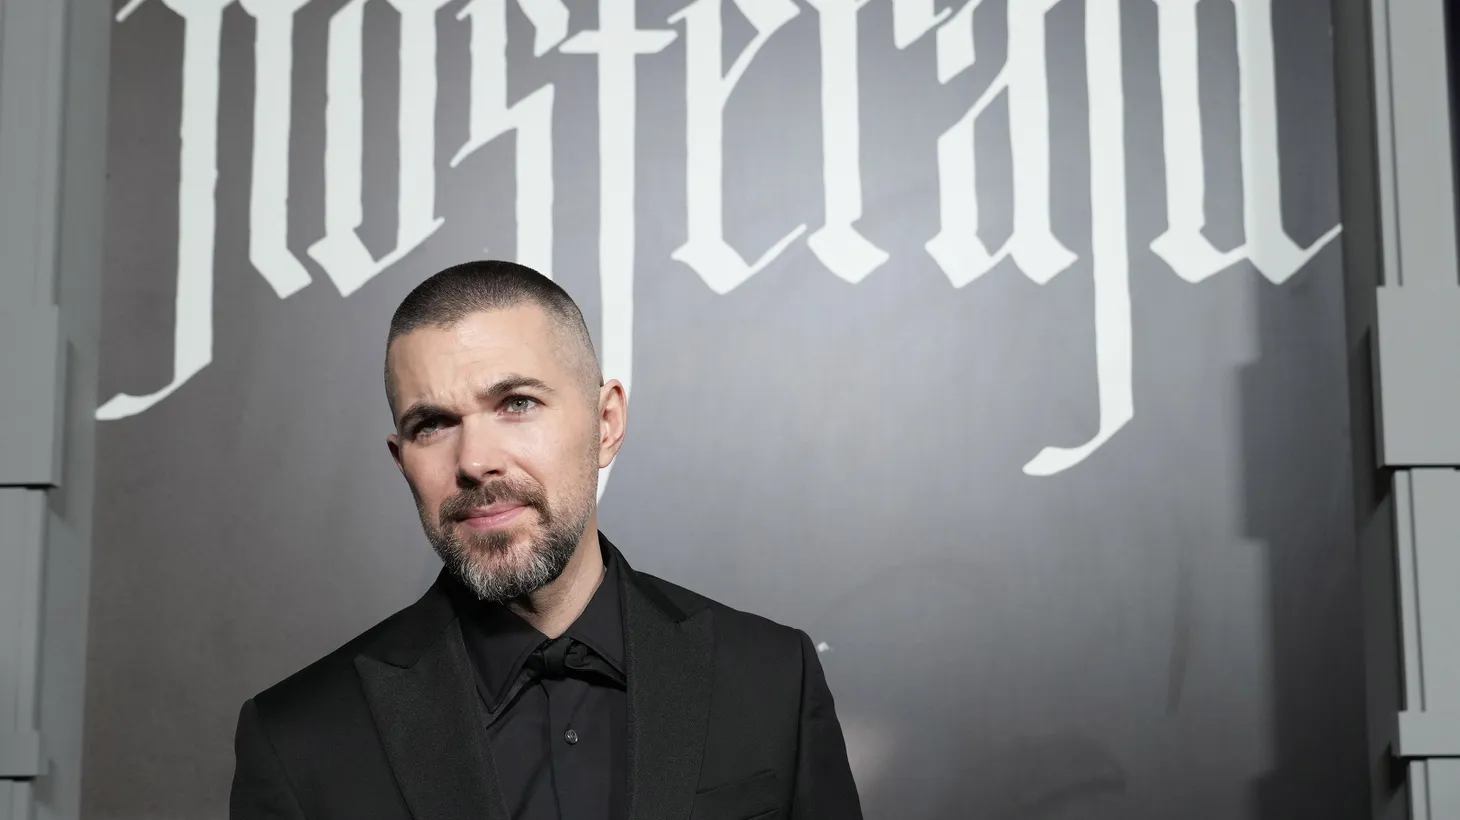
[388,306,566,399]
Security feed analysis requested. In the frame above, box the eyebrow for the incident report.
[478,374,556,402]
[396,374,556,433]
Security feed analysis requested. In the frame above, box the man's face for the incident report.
[386,305,621,602]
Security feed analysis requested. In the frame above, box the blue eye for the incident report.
[504,396,539,414]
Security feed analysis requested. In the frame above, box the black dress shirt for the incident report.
[453,547,627,820]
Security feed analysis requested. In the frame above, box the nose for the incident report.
[454,414,507,484]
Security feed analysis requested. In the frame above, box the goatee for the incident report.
[417,478,590,603]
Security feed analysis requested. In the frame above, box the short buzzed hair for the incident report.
[385,260,601,414]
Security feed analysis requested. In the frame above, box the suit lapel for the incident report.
[617,547,715,820]
[354,579,508,820]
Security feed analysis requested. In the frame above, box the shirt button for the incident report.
[564,728,579,745]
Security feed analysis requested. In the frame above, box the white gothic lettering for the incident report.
[102,0,1342,488]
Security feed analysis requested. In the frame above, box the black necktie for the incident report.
[524,635,625,689]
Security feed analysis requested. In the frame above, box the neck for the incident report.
[508,526,605,638]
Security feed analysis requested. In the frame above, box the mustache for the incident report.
[438,480,548,525]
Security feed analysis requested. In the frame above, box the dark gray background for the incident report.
[86,1,1366,818]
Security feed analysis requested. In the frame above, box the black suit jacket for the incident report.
[229,540,863,820]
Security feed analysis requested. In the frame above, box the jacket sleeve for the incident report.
[790,630,864,820]
[230,698,307,820]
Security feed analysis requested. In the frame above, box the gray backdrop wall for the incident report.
[85,0,1368,818]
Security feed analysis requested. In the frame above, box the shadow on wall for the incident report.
[1239,214,1368,820]
[1240,2,1369,816]
[1451,0,1460,197]
[811,261,1368,820]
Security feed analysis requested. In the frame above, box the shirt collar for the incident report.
[452,540,625,713]
[564,544,624,673]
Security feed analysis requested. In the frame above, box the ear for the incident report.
[387,434,405,474]
[596,380,627,469]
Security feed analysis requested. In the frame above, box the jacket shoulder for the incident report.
[635,572,808,659]
[634,572,812,740]
[250,589,451,720]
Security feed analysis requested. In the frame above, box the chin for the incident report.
[457,538,529,574]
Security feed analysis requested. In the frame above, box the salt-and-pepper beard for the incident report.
[415,463,596,604]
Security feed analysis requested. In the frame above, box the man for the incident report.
[229,260,862,820]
